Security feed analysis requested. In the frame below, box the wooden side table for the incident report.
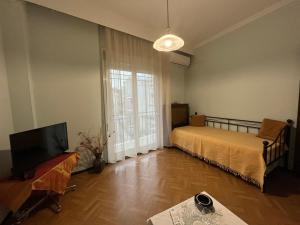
[0,152,79,224]
[147,192,248,225]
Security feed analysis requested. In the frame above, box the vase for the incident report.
[93,153,105,173]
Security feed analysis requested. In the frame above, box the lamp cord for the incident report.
[167,0,170,29]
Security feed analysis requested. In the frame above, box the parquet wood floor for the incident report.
[22,148,300,225]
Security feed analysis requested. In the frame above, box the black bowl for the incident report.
[194,193,213,211]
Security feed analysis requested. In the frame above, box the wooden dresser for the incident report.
[171,104,189,129]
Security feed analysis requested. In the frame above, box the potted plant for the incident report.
[76,130,107,173]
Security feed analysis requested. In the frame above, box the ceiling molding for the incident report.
[194,0,295,50]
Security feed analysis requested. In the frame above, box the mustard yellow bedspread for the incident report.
[171,126,268,188]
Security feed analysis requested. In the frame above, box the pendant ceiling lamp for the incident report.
[153,0,184,52]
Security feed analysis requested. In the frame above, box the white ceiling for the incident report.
[25,0,294,54]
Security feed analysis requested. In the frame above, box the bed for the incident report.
[171,116,293,191]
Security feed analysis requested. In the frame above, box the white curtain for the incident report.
[101,27,171,163]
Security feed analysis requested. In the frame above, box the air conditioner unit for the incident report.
[169,52,191,67]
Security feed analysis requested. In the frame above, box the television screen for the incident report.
[9,122,68,178]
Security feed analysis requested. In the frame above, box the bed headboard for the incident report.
[205,116,261,134]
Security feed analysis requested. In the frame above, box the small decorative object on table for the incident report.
[76,130,107,173]
[194,193,214,214]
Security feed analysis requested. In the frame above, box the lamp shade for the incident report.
[153,34,184,52]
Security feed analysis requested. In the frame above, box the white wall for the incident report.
[170,63,186,104]
[0,26,14,150]
[185,1,300,123]
[0,24,14,178]
[0,2,102,173]
[26,4,102,170]
[0,0,36,132]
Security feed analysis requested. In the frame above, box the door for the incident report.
[295,86,300,174]
[106,69,161,162]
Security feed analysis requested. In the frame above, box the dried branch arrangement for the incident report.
[76,130,107,158]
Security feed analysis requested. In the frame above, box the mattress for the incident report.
[171,126,272,188]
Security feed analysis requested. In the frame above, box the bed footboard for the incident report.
[262,119,293,167]
[262,119,293,192]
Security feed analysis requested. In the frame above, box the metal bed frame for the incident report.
[170,113,294,191]
[203,115,293,192]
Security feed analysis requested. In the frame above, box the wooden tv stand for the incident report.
[0,152,79,224]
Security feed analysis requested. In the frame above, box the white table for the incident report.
[147,192,248,225]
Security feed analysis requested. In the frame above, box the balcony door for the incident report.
[106,69,161,162]
[102,27,171,163]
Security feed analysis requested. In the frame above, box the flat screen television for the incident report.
[9,122,68,179]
